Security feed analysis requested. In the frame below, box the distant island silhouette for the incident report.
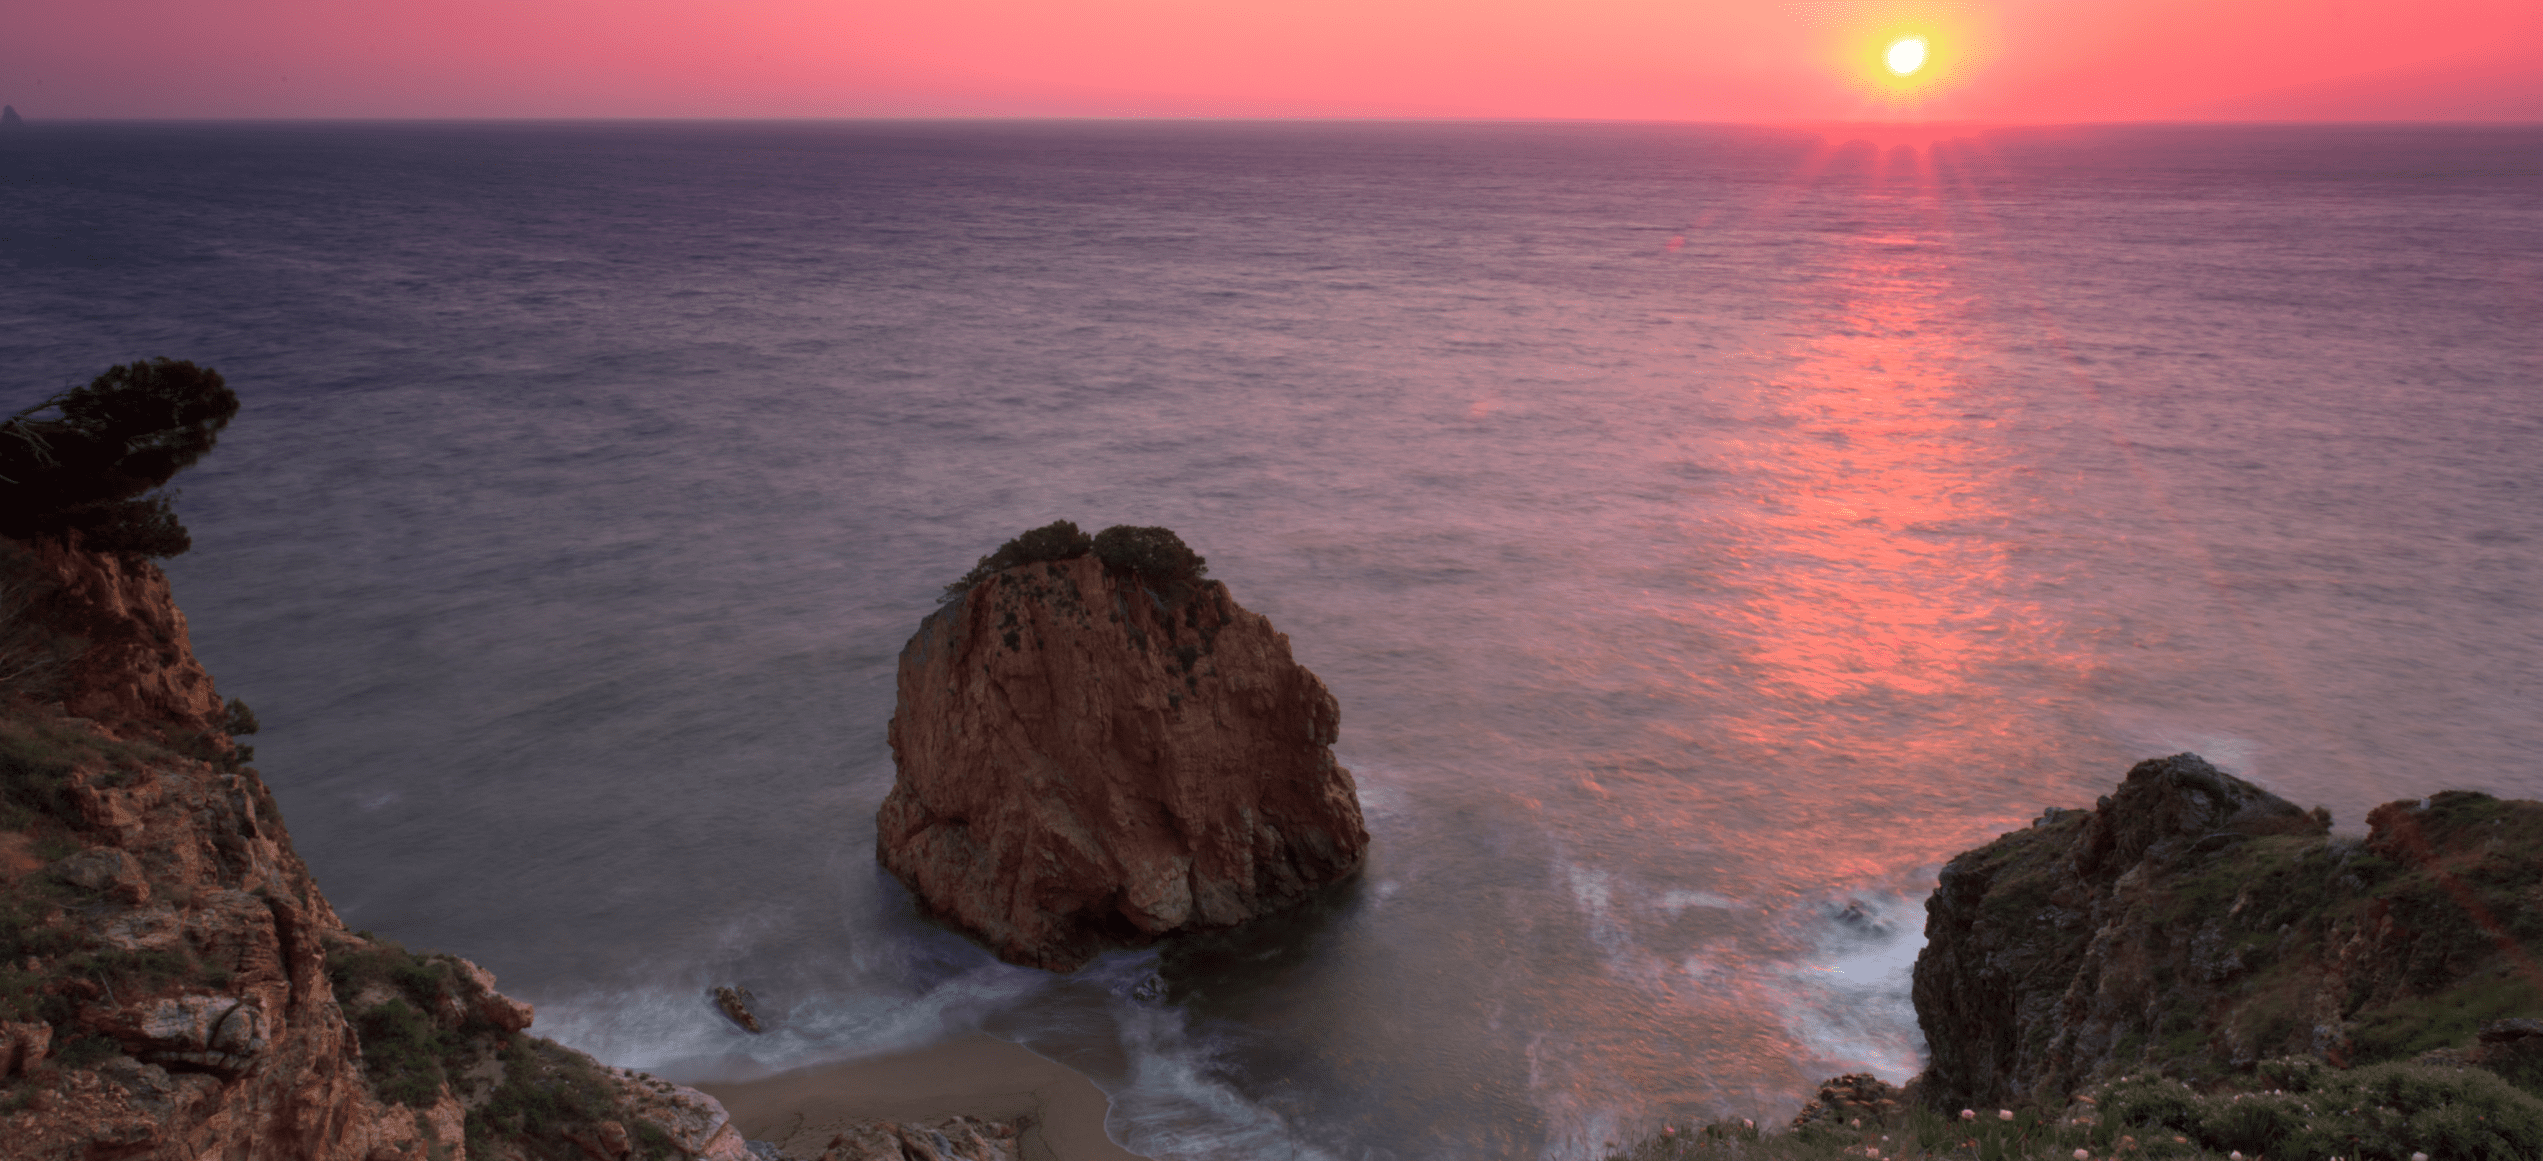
[1,105,23,126]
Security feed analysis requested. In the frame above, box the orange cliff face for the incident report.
[11,534,228,742]
[879,553,1369,972]
[0,533,754,1161]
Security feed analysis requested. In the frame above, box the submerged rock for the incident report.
[878,525,1368,971]
[1913,752,2543,1110]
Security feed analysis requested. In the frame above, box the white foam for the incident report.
[1778,893,1928,1083]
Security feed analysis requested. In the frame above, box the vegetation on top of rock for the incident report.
[1093,524,1209,592]
[1606,1059,2543,1161]
[939,520,1212,602]
[470,1038,677,1161]
[324,933,490,1106]
[0,358,239,558]
[941,520,1096,601]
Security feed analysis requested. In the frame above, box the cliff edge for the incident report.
[0,533,758,1161]
[1915,752,2543,1111]
[880,525,1369,972]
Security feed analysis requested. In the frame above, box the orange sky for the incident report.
[7,0,2539,121]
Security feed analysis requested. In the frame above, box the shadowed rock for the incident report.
[1914,752,2543,1111]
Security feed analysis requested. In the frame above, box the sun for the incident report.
[1885,37,1928,76]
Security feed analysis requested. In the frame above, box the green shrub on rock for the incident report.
[1094,524,1209,593]
[939,521,1212,602]
[2086,1060,2543,1161]
[941,520,1095,601]
[352,997,449,1107]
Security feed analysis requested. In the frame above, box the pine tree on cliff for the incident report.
[0,358,239,557]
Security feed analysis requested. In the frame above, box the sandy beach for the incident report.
[696,1034,1148,1161]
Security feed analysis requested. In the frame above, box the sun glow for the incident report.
[1822,10,1998,116]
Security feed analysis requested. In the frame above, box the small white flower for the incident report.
[1999,1109,2016,1121]
[1961,1109,1977,1121]
[2230,1152,2244,1160]
[1742,1118,1753,1129]
[2074,1151,2090,1160]
[2412,1154,2428,1161]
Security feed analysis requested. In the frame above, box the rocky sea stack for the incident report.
[879,522,1369,972]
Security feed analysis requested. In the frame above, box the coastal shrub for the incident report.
[58,947,197,999]
[0,738,77,831]
[466,1037,667,1160]
[0,547,75,701]
[162,697,264,771]
[49,1033,120,1070]
[324,935,465,1013]
[2352,974,2543,1064]
[939,521,1216,604]
[940,520,1094,601]
[0,358,238,558]
[2088,1061,2543,1161]
[354,997,449,1107]
[1092,524,1208,590]
[0,957,49,1022]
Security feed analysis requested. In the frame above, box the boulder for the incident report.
[879,531,1368,971]
[1,1020,51,1076]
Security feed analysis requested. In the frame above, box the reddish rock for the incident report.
[0,533,752,1161]
[879,548,1369,971]
[6,530,227,739]
[1,1020,51,1076]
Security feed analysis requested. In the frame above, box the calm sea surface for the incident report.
[4,121,2539,1159]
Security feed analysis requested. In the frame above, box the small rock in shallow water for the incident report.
[714,986,763,1033]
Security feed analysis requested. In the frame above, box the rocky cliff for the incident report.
[1914,752,2543,1111]
[879,530,1368,972]
[0,533,760,1161]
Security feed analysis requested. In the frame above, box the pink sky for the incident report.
[7,0,2539,121]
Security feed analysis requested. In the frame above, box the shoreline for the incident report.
[694,1033,1149,1161]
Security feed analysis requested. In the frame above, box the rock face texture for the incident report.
[0,534,755,1161]
[7,531,227,738]
[880,550,1369,971]
[1914,752,2543,1110]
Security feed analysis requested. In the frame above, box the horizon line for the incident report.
[6,114,2541,128]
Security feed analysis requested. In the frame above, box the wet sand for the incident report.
[695,1034,1147,1161]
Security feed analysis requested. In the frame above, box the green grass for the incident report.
[2352,975,2543,1065]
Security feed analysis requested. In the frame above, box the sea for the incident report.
[3,120,2539,1160]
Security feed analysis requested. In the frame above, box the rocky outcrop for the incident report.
[1786,1073,1906,1129]
[0,533,754,1161]
[753,1114,1023,1161]
[5,532,227,737]
[1914,752,2543,1110]
[879,533,1368,971]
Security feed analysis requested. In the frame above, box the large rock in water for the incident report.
[1913,752,2543,1110]
[879,538,1368,971]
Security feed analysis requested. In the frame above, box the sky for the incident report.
[5,0,2540,121]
